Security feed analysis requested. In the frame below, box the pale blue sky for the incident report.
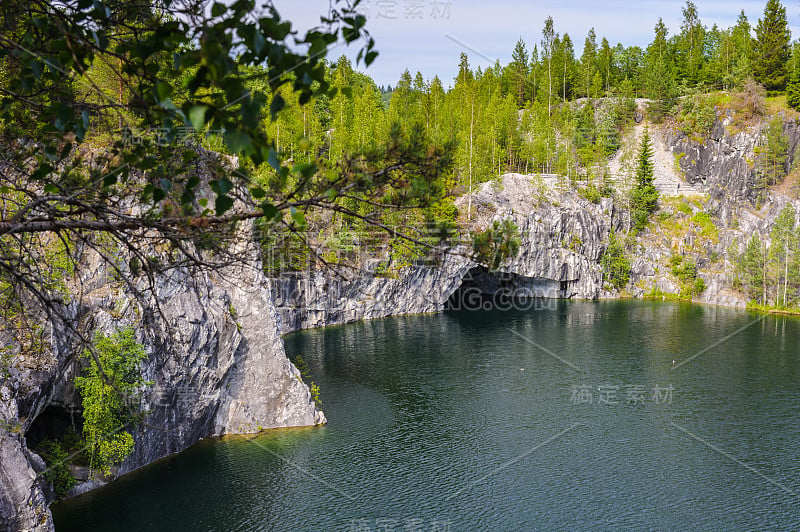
[271,0,800,87]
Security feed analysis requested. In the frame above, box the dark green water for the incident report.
[53,300,800,531]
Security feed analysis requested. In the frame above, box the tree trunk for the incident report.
[468,97,474,221]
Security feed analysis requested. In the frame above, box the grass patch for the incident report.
[746,301,800,315]
[690,211,718,243]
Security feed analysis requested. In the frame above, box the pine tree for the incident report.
[752,0,791,91]
[769,206,796,306]
[732,11,753,83]
[677,1,706,85]
[787,66,800,109]
[598,37,614,95]
[755,115,788,199]
[738,235,766,301]
[541,16,557,115]
[645,18,675,112]
[580,28,598,98]
[559,34,575,101]
[630,128,658,230]
[510,38,529,107]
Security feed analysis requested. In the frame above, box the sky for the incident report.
[271,0,800,88]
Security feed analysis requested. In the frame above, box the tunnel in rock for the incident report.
[445,266,562,311]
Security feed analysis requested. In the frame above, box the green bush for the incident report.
[472,218,521,270]
[74,328,148,477]
[577,184,602,204]
[38,440,77,499]
[601,232,631,290]
[669,255,706,298]
[676,94,717,137]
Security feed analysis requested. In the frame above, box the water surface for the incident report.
[53,300,800,530]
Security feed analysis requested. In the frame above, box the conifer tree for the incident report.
[645,19,675,115]
[559,34,576,101]
[732,11,753,83]
[510,38,529,107]
[738,235,766,301]
[598,38,614,95]
[752,0,791,91]
[787,66,800,109]
[542,16,557,115]
[630,128,658,230]
[787,43,800,109]
[580,28,598,98]
[677,1,706,85]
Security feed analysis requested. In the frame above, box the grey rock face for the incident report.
[275,174,617,335]
[669,118,800,205]
[0,388,53,531]
[115,262,324,474]
[465,174,615,299]
[274,251,475,334]
[1,248,323,530]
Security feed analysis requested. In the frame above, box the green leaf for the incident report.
[300,163,317,179]
[251,187,266,199]
[188,105,208,129]
[289,208,307,229]
[268,149,280,171]
[365,50,378,66]
[152,186,166,203]
[155,81,173,104]
[215,194,234,214]
[261,202,279,220]
[91,0,111,19]
[53,103,73,132]
[30,60,43,79]
[252,30,266,56]
[270,94,285,119]
[60,143,73,159]
[217,177,232,195]
[91,30,109,50]
[211,2,226,16]
[30,164,53,181]
[224,130,252,155]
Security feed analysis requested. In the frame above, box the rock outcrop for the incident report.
[1,254,323,531]
[3,111,799,531]
[669,115,800,205]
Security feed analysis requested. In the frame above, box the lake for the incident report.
[53,300,800,530]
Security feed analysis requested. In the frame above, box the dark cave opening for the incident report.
[445,266,561,311]
[25,404,82,452]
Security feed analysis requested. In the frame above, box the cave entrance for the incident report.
[25,404,82,452]
[445,267,560,311]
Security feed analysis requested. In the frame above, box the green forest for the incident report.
[3,0,800,322]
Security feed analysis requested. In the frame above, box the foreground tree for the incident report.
[0,1,454,383]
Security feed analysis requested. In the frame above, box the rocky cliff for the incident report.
[3,110,799,531]
[1,251,323,531]
[273,111,800,330]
